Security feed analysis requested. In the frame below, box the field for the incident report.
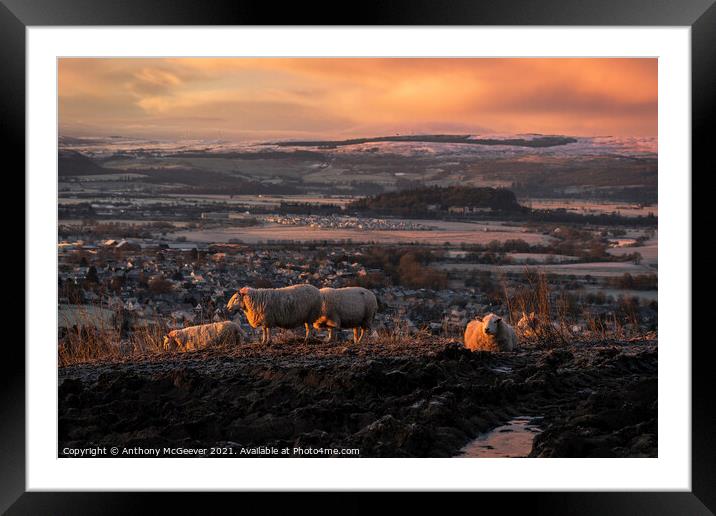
[525,199,658,218]
[608,240,658,266]
[57,134,659,459]
[59,134,657,202]
[171,223,552,245]
[438,261,655,277]
[59,336,657,458]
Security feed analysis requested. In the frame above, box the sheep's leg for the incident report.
[353,328,361,344]
[304,323,310,342]
[264,327,271,345]
[331,318,341,343]
[357,327,365,344]
[325,327,333,342]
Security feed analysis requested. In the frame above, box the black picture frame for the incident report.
[5,0,711,512]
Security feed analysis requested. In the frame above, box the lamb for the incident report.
[464,313,518,352]
[517,311,575,338]
[226,284,321,345]
[517,311,539,338]
[163,321,243,352]
[313,287,378,344]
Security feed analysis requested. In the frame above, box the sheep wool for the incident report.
[163,321,243,352]
[227,284,322,344]
[314,287,378,344]
[517,311,539,338]
[464,313,518,352]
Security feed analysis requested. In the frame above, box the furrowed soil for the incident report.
[58,337,657,458]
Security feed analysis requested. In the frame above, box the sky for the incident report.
[58,58,657,141]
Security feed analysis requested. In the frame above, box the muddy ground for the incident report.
[58,336,657,458]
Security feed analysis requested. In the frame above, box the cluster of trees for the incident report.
[396,253,449,290]
[349,185,657,227]
[606,273,658,291]
[58,221,175,239]
[451,233,641,264]
[351,186,522,215]
[349,247,448,290]
[526,209,657,227]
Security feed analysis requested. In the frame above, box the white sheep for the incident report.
[226,284,321,345]
[163,321,243,352]
[313,287,378,344]
[464,313,518,352]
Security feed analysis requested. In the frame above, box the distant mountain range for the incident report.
[270,134,578,149]
[57,133,656,203]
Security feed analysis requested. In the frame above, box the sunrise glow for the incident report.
[59,58,657,140]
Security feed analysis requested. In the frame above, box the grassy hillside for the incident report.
[59,150,113,176]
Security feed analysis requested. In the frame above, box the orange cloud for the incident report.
[58,58,657,140]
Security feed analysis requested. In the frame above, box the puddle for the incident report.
[456,416,543,458]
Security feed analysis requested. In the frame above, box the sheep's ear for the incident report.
[239,287,249,295]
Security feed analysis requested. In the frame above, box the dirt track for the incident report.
[58,337,657,458]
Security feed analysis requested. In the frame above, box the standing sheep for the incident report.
[464,313,518,352]
[163,321,243,352]
[313,287,378,344]
[227,284,321,345]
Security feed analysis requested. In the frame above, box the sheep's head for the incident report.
[482,313,502,336]
[227,289,248,312]
[162,332,178,351]
[518,311,538,329]
[313,316,329,330]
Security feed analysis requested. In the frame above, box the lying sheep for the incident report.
[163,321,243,352]
[517,311,576,338]
[517,311,539,338]
[227,284,321,345]
[464,313,518,352]
[313,287,378,344]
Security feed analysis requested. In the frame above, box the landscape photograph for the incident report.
[57,57,658,459]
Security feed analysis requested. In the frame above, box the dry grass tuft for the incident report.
[502,268,649,348]
[59,304,171,366]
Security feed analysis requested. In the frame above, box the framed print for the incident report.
[5,0,712,512]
